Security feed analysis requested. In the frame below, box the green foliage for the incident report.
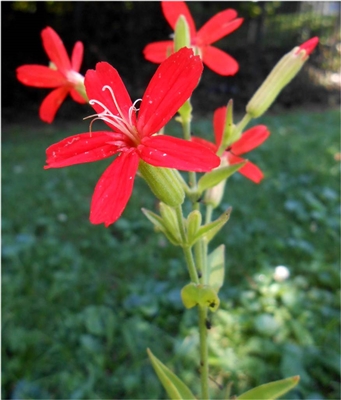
[2,109,340,399]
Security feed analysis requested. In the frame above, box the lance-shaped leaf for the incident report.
[192,207,232,244]
[207,245,225,291]
[142,208,180,246]
[147,348,196,400]
[237,375,300,400]
[198,161,246,194]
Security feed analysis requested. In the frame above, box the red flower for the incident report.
[16,27,86,123]
[192,107,270,183]
[143,1,243,76]
[45,48,220,226]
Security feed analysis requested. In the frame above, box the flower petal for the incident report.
[71,41,84,72]
[213,106,227,147]
[44,131,124,169]
[231,125,270,155]
[137,48,203,136]
[197,10,243,45]
[161,1,196,37]
[227,153,264,183]
[16,65,66,88]
[202,45,239,76]
[143,41,174,63]
[138,135,220,172]
[39,86,69,123]
[85,62,132,124]
[70,88,87,104]
[90,150,139,227]
[191,136,217,153]
[41,27,71,75]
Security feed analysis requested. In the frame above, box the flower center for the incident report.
[86,85,142,145]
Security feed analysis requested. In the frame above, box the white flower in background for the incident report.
[273,265,290,282]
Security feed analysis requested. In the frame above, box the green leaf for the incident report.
[237,375,300,400]
[181,283,220,312]
[141,208,180,246]
[181,282,198,309]
[147,348,196,399]
[198,162,246,194]
[207,245,225,292]
[193,208,231,243]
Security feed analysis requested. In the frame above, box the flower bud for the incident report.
[246,37,319,118]
[139,161,185,207]
[174,15,191,52]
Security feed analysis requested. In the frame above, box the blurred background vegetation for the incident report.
[2,1,340,400]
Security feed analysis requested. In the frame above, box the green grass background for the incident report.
[2,108,340,399]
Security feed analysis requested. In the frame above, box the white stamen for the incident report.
[85,85,142,144]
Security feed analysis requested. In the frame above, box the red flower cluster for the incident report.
[16,27,86,123]
[192,107,270,183]
[45,48,220,226]
[144,1,243,76]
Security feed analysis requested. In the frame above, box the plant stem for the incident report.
[198,306,210,399]
[182,246,199,284]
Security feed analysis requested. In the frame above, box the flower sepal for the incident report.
[139,161,185,207]
[181,283,220,312]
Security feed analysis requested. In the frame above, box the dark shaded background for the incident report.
[2,1,340,122]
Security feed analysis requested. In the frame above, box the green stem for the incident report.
[198,306,210,399]
[182,116,197,189]
[182,246,199,284]
[235,113,252,136]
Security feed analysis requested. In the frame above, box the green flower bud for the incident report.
[246,38,319,118]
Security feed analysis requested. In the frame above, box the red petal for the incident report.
[16,65,66,88]
[71,41,84,72]
[143,41,174,63]
[227,153,264,183]
[231,125,270,155]
[213,106,227,147]
[39,87,69,123]
[137,48,203,136]
[197,11,243,45]
[70,88,87,104]
[191,136,217,153]
[85,62,132,125]
[161,1,196,37]
[202,46,239,76]
[239,161,264,183]
[41,27,71,75]
[90,151,139,227]
[45,131,124,168]
[138,135,220,172]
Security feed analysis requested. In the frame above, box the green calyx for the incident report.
[139,161,185,207]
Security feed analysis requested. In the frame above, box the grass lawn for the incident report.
[2,107,340,399]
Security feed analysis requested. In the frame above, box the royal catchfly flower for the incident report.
[143,1,243,76]
[16,27,87,123]
[44,48,220,227]
[192,107,270,183]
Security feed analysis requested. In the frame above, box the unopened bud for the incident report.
[174,15,191,52]
[246,37,319,118]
